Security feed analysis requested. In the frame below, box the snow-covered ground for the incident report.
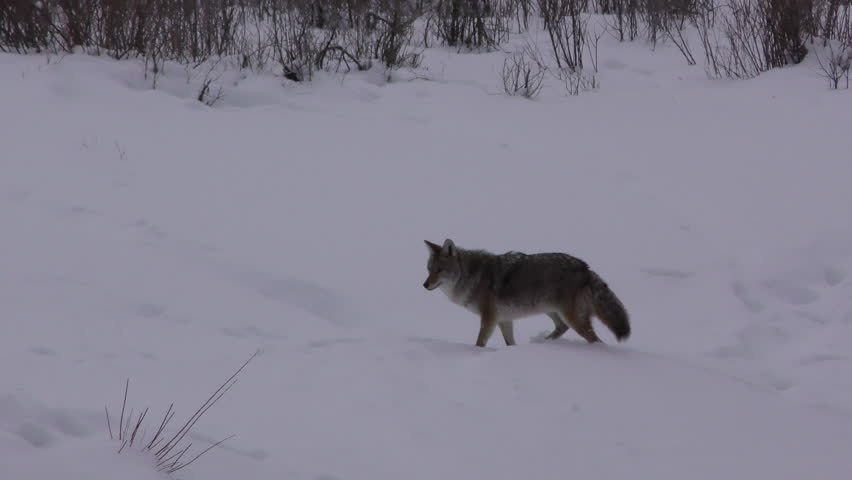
[2,29,851,480]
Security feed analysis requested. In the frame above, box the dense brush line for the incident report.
[1,0,849,81]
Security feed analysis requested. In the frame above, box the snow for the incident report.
[2,26,852,480]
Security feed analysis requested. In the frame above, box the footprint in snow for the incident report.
[758,371,794,392]
[793,310,827,325]
[129,218,167,241]
[29,346,56,357]
[3,186,31,204]
[315,475,343,480]
[16,423,54,448]
[132,302,191,324]
[762,278,819,305]
[798,354,849,366]
[640,267,695,280]
[67,204,97,217]
[823,266,846,287]
[48,411,89,438]
[222,325,286,341]
[233,273,350,325]
[306,338,361,349]
[730,281,765,314]
[407,336,496,354]
[134,302,167,318]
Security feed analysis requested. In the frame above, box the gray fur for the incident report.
[423,239,631,347]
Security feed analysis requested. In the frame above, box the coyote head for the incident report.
[423,238,459,291]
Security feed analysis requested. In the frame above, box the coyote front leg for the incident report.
[476,306,497,348]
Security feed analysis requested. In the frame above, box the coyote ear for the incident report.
[442,238,456,256]
[424,240,441,255]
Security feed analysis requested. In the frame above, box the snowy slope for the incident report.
[2,31,852,480]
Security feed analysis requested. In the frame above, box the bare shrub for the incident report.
[695,0,723,76]
[368,1,423,72]
[695,0,767,79]
[232,2,274,72]
[665,19,696,65]
[761,0,810,67]
[585,21,605,72]
[814,39,851,88]
[637,0,696,57]
[719,1,768,77]
[605,0,640,42]
[641,0,667,46]
[809,0,851,89]
[0,1,425,84]
[501,44,546,98]
[306,1,423,79]
[52,0,97,52]
[557,66,598,94]
[661,1,698,64]
[0,0,55,53]
[692,0,833,78]
[143,36,166,89]
[269,3,320,82]
[512,0,535,32]
[432,0,511,50]
[536,0,605,94]
[538,0,588,71]
[89,0,138,59]
[811,0,851,43]
[193,59,226,106]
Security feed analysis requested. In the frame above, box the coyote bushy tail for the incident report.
[588,271,631,341]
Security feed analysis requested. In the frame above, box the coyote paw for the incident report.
[530,331,551,343]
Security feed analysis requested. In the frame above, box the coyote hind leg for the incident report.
[545,312,569,340]
[559,303,600,344]
[499,322,516,346]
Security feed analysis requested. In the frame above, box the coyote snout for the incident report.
[422,278,439,290]
[423,238,631,348]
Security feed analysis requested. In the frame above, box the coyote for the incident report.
[423,239,630,347]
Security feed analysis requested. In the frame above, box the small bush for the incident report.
[432,0,511,50]
[558,67,598,95]
[106,351,258,475]
[501,46,546,98]
[538,0,589,72]
[814,40,851,89]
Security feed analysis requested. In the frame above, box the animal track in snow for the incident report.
[407,336,495,355]
[29,346,56,357]
[758,371,794,392]
[222,325,286,341]
[16,423,53,448]
[48,411,88,438]
[823,266,846,287]
[640,267,695,280]
[228,271,350,325]
[134,302,167,318]
[3,186,31,204]
[792,310,828,325]
[128,218,167,241]
[798,354,849,366]
[731,281,765,313]
[762,279,819,306]
[306,338,361,349]
[67,204,97,217]
[315,474,343,480]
